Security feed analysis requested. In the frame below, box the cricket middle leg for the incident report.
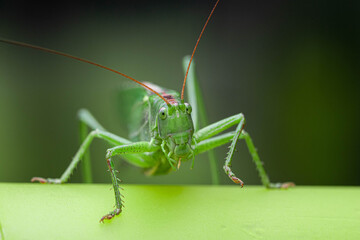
[78,108,107,183]
[31,129,132,184]
[194,114,294,188]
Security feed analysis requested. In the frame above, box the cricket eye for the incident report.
[185,103,192,114]
[159,107,167,120]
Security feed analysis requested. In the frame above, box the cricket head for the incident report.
[157,102,194,166]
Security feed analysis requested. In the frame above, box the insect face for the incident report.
[158,103,194,160]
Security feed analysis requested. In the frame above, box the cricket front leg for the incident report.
[100,141,160,223]
[194,113,245,186]
[222,115,246,187]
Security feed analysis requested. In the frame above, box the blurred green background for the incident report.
[0,0,359,185]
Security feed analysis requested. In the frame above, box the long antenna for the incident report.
[0,38,171,105]
[181,0,220,100]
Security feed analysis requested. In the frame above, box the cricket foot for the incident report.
[99,208,122,223]
[31,177,61,184]
[231,176,244,187]
[269,182,295,189]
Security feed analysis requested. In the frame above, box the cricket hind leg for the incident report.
[182,56,219,185]
[31,129,132,184]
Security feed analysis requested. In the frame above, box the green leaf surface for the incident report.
[0,184,359,239]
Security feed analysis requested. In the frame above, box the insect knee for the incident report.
[106,149,113,159]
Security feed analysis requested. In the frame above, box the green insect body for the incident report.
[120,83,195,175]
[0,0,294,223]
[53,59,292,223]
